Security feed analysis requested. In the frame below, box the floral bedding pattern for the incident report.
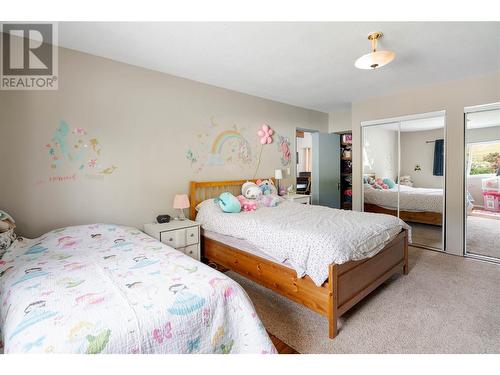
[0,224,275,354]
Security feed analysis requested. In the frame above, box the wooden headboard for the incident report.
[188,178,273,220]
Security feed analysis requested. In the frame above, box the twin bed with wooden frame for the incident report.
[189,179,409,339]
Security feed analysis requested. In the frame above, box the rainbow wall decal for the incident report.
[207,130,252,166]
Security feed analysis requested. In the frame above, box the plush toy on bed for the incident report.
[375,178,389,189]
[241,181,262,199]
[0,210,17,256]
[214,192,241,213]
[259,194,280,207]
[237,195,258,212]
[256,179,278,196]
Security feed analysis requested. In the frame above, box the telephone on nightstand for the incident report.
[156,214,171,224]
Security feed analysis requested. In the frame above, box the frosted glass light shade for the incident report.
[274,169,283,180]
[355,50,395,70]
[173,194,190,209]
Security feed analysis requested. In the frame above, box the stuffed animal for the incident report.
[256,179,277,196]
[0,210,16,255]
[259,194,280,207]
[399,175,413,187]
[237,195,257,212]
[241,181,262,199]
[214,192,241,213]
[0,210,15,233]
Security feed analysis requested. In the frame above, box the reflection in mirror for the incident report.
[362,122,400,218]
[362,114,445,251]
[399,116,444,250]
[465,107,500,261]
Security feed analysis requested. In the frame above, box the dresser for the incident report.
[143,220,201,261]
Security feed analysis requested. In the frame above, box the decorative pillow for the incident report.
[214,192,241,213]
[383,178,396,189]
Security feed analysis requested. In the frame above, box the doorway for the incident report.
[295,129,314,195]
[295,129,343,208]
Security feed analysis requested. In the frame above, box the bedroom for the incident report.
[1,1,500,372]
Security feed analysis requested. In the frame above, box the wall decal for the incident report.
[40,120,117,184]
[207,130,252,166]
[276,134,291,166]
[186,118,254,173]
[252,124,275,178]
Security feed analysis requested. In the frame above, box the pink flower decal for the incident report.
[257,124,274,145]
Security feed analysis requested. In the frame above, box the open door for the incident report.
[312,133,341,208]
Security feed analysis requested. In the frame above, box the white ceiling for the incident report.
[58,22,500,112]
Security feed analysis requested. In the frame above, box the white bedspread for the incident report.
[0,224,275,354]
[196,201,410,286]
[364,184,443,213]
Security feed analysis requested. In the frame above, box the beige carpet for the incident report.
[226,247,500,353]
[408,222,443,250]
[466,216,500,259]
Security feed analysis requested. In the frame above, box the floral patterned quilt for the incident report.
[0,224,275,354]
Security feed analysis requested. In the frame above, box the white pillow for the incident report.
[195,198,218,212]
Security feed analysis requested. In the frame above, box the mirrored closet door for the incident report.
[362,112,446,251]
[464,104,500,262]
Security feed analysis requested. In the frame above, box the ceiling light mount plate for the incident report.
[367,31,383,41]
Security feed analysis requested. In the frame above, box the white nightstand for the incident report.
[143,219,201,261]
[284,194,311,204]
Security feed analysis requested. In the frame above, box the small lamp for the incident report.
[173,194,190,221]
[274,169,283,196]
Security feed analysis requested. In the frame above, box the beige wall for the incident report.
[0,47,328,237]
[351,71,500,255]
[362,126,398,181]
[400,128,445,189]
[328,106,352,133]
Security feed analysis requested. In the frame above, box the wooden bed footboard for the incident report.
[202,229,409,339]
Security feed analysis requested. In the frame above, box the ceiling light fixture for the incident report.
[355,31,395,70]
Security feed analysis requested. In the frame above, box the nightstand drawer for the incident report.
[160,228,186,248]
[186,226,199,245]
[181,244,199,259]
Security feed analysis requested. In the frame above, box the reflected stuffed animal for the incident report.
[214,192,241,213]
[237,195,257,212]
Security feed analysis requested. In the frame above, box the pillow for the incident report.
[383,178,396,189]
